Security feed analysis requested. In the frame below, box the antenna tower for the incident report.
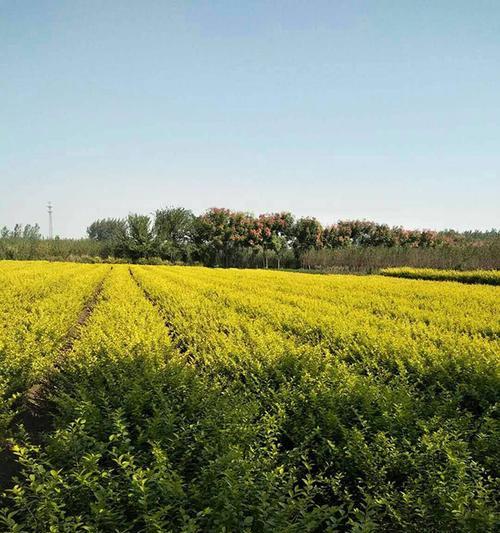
[47,202,53,239]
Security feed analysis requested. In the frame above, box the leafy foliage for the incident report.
[87,218,127,242]
[0,263,498,531]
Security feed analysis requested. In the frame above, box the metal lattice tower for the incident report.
[47,202,53,239]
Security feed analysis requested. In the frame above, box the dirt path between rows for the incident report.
[128,267,192,359]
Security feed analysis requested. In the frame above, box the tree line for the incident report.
[1,209,498,269]
[1,223,42,240]
[85,207,498,268]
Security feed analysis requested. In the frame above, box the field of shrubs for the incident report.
[0,261,498,531]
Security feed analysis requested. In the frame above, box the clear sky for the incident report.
[1,1,499,237]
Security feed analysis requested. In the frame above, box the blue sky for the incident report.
[1,1,499,237]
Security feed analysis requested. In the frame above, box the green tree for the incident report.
[120,214,154,260]
[12,224,22,239]
[87,218,127,241]
[153,207,195,261]
[22,224,42,240]
[293,217,323,262]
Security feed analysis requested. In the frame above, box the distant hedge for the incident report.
[380,267,500,286]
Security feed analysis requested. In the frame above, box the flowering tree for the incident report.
[269,212,294,268]
[194,208,255,266]
[323,221,439,249]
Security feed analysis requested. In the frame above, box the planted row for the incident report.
[380,267,500,285]
[0,263,108,440]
